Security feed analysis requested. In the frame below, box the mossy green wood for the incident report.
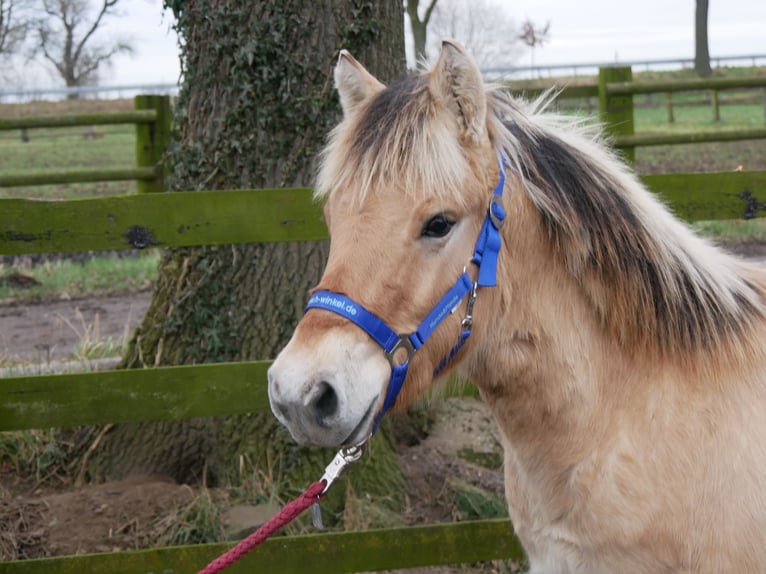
[3,172,763,256]
[0,519,524,574]
[0,110,157,130]
[642,171,766,221]
[0,187,326,255]
[135,95,172,193]
[615,128,766,148]
[0,167,156,187]
[0,368,479,432]
[599,66,635,163]
[0,361,272,432]
[605,75,766,96]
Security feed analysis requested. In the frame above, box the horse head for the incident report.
[268,41,502,448]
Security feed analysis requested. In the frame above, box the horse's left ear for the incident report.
[334,50,385,116]
[429,39,487,144]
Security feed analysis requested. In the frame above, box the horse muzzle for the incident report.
[267,328,389,448]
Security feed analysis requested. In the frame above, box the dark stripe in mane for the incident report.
[492,93,764,354]
[351,74,427,169]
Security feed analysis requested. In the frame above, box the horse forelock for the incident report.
[486,89,766,358]
[316,74,481,207]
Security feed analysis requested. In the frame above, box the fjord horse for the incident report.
[268,40,766,573]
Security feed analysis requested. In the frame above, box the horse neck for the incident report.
[464,185,766,461]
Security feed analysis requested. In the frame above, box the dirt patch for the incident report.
[0,292,151,364]
[1,475,193,559]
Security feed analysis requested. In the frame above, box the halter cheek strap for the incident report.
[305,157,507,433]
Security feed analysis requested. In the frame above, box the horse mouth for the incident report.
[341,398,378,446]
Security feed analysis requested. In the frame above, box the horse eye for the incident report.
[421,214,456,238]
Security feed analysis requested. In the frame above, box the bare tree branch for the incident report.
[72,0,117,70]
[33,0,133,90]
[426,0,524,69]
[0,0,32,57]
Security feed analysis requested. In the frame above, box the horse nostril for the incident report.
[311,381,339,424]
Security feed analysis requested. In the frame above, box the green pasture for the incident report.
[0,251,160,303]
[0,125,136,199]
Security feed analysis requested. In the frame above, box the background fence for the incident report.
[1,66,765,572]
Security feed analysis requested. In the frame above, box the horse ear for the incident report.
[334,50,385,115]
[429,39,487,144]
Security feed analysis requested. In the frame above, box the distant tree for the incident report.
[694,0,712,77]
[405,0,437,65]
[35,0,133,92]
[0,0,30,57]
[518,18,551,70]
[426,0,522,69]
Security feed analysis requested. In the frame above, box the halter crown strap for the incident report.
[304,156,506,433]
[472,159,506,287]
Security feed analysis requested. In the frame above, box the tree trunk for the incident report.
[406,0,437,66]
[83,0,406,524]
[694,0,712,77]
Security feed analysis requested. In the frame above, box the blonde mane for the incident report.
[316,73,766,359]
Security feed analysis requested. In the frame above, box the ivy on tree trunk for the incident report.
[82,0,407,528]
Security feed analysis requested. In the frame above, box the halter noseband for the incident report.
[305,158,506,434]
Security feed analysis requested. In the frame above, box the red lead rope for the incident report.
[197,480,326,574]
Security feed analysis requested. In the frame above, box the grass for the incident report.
[0,126,137,199]
[0,251,160,303]
[0,97,138,199]
[0,429,70,486]
[692,218,766,243]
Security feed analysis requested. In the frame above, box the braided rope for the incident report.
[197,480,326,574]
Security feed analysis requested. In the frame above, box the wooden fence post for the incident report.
[666,92,675,123]
[135,95,171,193]
[598,66,635,163]
[711,89,720,122]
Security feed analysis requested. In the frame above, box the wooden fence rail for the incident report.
[1,67,766,573]
[0,94,171,194]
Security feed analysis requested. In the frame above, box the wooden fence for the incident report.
[1,67,765,573]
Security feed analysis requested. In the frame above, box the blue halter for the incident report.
[305,159,506,433]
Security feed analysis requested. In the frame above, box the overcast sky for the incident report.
[13,0,766,89]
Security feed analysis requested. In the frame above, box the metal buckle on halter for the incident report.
[489,196,505,230]
[386,335,416,367]
[461,281,479,331]
[313,440,368,529]
[318,441,367,495]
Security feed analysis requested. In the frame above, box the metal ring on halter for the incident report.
[489,196,505,229]
[386,335,416,367]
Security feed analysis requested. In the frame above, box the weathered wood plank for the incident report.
[0,367,478,432]
[606,75,766,95]
[0,187,326,255]
[0,362,271,432]
[0,519,524,574]
[135,95,172,193]
[642,170,766,221]
[615,128,766,148]
[599,67,635,162]
[0,167,156,187]
[3,173,762,256]
[0,110,157,130]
